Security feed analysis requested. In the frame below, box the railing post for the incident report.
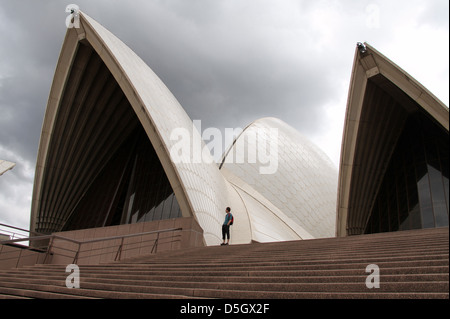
[43,236,54,264]
[115,237,125,261]
[0,227,183,267]
[15,248,23,268]
[73,242,82,264]
[35,249,41,265]
[151,232,160,254]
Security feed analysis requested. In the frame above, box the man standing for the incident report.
[221,207,233,246]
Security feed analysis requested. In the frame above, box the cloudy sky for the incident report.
[0,0,448,232]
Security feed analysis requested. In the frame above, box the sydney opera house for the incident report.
[29,11,448,249]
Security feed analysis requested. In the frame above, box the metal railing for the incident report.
[0,227,182,268]
[0,222,45,242]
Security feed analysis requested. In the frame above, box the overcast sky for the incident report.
[0,0,448,232]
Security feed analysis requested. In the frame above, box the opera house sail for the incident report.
[0,160,16,176]
[30,12,337,246]
[337,43,449,237]
[30,12,447,248]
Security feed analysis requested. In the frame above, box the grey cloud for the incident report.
[0,1,65,166]
[95,0,342,135]
[0,0,447,229]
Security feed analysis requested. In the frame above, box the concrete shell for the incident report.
[30,12,232,245]
[221,118,338,238]
[0,160,15,176]
[31,12,328,246]
[337,43,449,237]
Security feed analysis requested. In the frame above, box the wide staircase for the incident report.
[0,227,447,299]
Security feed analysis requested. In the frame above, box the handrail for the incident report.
[0,227,183,267]
[0,222,45,236]
[0,227,182,246]
[0,222,46,242]
[1,234,55,245]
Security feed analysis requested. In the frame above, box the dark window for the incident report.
[121,128,182,225]
[365,112,449,234]
[63,126,182,231]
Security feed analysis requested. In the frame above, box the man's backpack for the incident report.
[230,215,234,225]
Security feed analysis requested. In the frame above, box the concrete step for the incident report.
[0,285,96,299]
[2,265,447,284]
[123,247,450,263]
[1,269,447,285]
[148,237,449,254]
[121,239,449,263]
[0,280,205,299]
[1,266,448,283]
[0,276,446,298]
[0,293,32,299]
[21,253,448,272]
[184,289,449,299]
[2,255,448,278]
[0,227,446,299]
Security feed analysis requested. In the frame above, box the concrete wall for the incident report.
[0,217,203,268]
[47,217,204,265]
[0,245,46,269]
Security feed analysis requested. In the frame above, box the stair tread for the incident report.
[0,227,447,299]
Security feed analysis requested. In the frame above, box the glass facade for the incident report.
[365,112,449,234]
[63,126,182,231]
[120,128,182,225]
